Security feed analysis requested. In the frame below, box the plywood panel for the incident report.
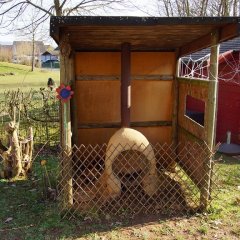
[76,80,120,123]
[75,52,120,75]
[133,126,172,144]
[131,52,175,75]
[78,126,171,145]
[178,81,208,141]
[75,52,175,76]
[78,128,119,145]
[131,80,173,122]
[177,128,206,189]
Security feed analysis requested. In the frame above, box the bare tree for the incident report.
[157,0,239,16]
[16,9,47,71]
[0,0,130,32]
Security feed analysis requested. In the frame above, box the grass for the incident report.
[0,153,239,240]
[0,62,60,91]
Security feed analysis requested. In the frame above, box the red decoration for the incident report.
[56,84,74,103]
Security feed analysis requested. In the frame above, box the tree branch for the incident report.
[25,0,54,16]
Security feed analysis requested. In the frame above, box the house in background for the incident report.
[41,49,59,62]
[41,48,60,68]
[12,41,46,66]
[180,37,240,145]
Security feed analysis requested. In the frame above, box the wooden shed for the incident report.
[50,16,240,217]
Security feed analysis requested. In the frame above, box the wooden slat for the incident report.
[177,77,210,86]
[78,121,172,129]
[76,74,174,81]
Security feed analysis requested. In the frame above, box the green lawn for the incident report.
[0,154,239,240]
[0,62,60,91]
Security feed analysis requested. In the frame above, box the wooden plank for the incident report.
[178,125,203,143]
[78,126,172,145]
[75,52,120,75]
[131,80,173,122]
[177,128,206,190]
[78,121,172,129]
[75,81,120,123]
[131,52,175,75]
[76,74,174,81]
[177,77,210,86]
[178,81,208,141]
[121,42,131,127]
[133,126,172,144]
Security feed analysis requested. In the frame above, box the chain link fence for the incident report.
[57,141,217,220]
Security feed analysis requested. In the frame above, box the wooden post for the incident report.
[121,42,131,127]
[172,49,180,146]
[200,30,219,210]
[207,31,219,150]
[171,49,180,171]
[69,52,79,147]
[59,35,73,210]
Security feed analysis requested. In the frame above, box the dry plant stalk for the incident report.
[0,89,34,178]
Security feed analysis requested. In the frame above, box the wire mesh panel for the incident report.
[57,142,217,220]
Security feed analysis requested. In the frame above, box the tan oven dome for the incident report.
[104,127,159,198]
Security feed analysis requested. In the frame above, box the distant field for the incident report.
[0,62,60,91]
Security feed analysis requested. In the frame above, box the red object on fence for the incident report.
[56,84,74,103]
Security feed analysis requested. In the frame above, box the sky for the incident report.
[0,0,157,45]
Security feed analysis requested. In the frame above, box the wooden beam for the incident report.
[207,31,219,150]
[76,74,174,81]
[69,51,79,147]
[172,50,180,146]
[121,42,131,127]
[78,121,172,129]
[220,22,240,42]
[177,77,210,86]
[180,33,212,57]
[179,22,239,57]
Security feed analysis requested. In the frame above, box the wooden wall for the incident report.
[74,52,175,145]
[177,78,210,187]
